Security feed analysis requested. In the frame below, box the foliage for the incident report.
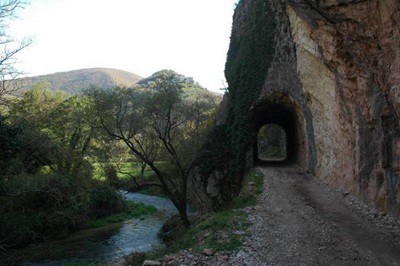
[232,170,264,208]
[0,172,85,247]
[0,69,218,250]
[102,164,121,187]
[224,0,275,184]
[0,116,53,179]
[93,162,156,181]
[147,169,263,261]
[7,85,97,176]
[147,209,249,261]
[88,185,126,219]
[0,85,128,249]
[0,170,126,248]
[180,210,249,251]
[88,71,219,226]
[197,0,276,203]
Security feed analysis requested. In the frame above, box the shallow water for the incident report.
[123,192,177,214]
[5,192,177,265]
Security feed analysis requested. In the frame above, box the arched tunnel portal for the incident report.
[251,94,309,169]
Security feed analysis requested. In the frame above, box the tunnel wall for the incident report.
[251,94,310,169]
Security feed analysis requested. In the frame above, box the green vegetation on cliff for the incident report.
[225,0,276,181]
[197,0,276,202]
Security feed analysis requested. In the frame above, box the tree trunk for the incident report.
[140,161,146,177]
[177,202,190,228]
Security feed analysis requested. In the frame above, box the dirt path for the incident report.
[230,166,400,265]
[159,166,400,265]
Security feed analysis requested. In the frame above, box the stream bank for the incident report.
[0,192,176,265]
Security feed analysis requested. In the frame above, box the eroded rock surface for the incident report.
[286,0,400,216]
[201,0,400,217]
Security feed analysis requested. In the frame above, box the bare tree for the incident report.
[0,0,32,106]
[88,72,217,227]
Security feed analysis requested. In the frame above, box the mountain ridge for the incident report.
[15,67,143,94]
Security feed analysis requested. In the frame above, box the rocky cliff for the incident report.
[285,0,400,215]
[196,0,400,217]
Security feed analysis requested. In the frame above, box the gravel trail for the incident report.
[160,166,400,265]
[230,166,400,265]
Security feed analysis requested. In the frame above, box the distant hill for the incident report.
[15,68,142,94]
[12,68,223,104]
[138,69,223,101]
[138,69,195,87]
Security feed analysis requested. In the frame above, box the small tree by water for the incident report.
[88,71,217,227]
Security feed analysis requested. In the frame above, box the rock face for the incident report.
[207,0,400,217]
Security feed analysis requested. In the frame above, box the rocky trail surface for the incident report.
[160,167,400,265]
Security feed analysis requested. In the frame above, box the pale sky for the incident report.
[10,0,239,92]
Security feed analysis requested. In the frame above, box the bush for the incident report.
[89,185,126,219]
[103,164,121,188]
[158,215,186,243]
[0,172,89,247]
[0,171,126,248]
[0,211,44,247]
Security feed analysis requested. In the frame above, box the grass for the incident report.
[93,162,156,181]
[232,169,264,208]
[142,168,264,261]
[85,201,157,229]
[145,209,249,261]
[178,210,249,251]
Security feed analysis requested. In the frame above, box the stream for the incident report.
[5,192,177,265]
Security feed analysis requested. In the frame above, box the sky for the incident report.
[9,0,239,92]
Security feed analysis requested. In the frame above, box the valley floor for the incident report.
[160,167,400,265]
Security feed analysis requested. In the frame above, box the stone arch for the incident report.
[250,92,311,170]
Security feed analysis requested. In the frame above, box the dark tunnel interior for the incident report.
[257,124,287,162]
[251,101,302,166]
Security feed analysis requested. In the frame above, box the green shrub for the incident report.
[103,164,121,188]
[0,170,127,248]
[223,0,276,193]
[89,185,126,219]
[158,215,186,243]
[0,172,87,247]
[151,210,249,258]
[232,170,264,208]
[195,0,276,204]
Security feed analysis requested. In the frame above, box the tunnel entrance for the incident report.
[251,93,308,168]
[257,124,287,162]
